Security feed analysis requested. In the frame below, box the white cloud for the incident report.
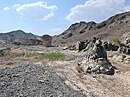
[66,0,130,23]
[3,7,10,11]
[15,1,58,20]
[13,4,20,8]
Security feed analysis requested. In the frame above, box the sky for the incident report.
[0,0,130,36]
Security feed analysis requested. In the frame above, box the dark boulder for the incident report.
[103,41,119,51]
[76,41,88,51]
[118,46,130,55]
[0,48,11,57]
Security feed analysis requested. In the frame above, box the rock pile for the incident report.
[76,38,117,75]
[0,64,87,97]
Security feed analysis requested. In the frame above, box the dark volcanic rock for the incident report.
[0,64,88,97]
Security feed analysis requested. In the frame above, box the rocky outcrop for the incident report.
[76,39,117,75]
[41,35,52,47]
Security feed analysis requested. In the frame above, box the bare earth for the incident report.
[0,45,130,97]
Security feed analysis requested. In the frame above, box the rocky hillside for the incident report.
[53,11,130,45]
[0,30,39,44]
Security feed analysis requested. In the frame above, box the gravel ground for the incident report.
[0,64,90,97]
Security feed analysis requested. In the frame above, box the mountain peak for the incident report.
[0,30,38,44]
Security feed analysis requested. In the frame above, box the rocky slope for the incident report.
[53,11,130,45]
[0,30,39,44]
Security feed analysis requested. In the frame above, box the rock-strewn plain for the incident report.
[0,64,89,97]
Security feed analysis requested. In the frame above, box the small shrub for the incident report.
[8,52,17,58]
[39,52,65,61]
[111,37,121,46]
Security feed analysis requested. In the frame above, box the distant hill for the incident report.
[53,11,130,45]
[0,30,39,44]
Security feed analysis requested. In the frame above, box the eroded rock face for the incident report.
[42,35,52,47]
[0,64,87,97]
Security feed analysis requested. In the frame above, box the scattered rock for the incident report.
[118,46,130,55]
[0,48,11,57]
[4,61,14,65]
[0,64,88,97]
[103,41,119,51]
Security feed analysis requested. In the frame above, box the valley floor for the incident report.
[0,45,130,97]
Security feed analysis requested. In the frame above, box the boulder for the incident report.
[97,59,116,75]
[103,41,119,51]
[118,46,130,55]
[76,41,87,51]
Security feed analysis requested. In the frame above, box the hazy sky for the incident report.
[0,0,130,35]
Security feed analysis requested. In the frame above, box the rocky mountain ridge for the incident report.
[0,30,39,44]
[1,11,130,45]
[53,11,130,45]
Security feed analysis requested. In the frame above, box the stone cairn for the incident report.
[76,37,117,75]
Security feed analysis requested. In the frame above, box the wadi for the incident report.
[0,11,130,97]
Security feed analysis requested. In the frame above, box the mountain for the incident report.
[53,11,130,45]
[0,30,39,44]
